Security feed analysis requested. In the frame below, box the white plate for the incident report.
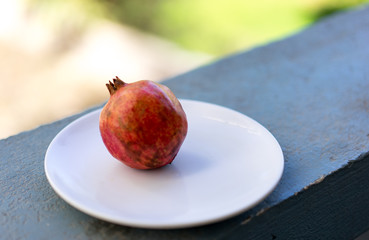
[44,99,284,229]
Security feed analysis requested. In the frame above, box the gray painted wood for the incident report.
[1,5,369,239]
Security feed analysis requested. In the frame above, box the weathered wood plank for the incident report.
[225,152,369,240]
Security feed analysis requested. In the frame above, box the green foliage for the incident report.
[30,0,369,56]
[98,0,368,55]
[308,0,369,20]
[100,0,312,55]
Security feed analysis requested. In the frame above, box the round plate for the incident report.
[44,99,284,229]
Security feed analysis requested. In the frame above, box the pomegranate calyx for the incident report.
[106,76,126,95]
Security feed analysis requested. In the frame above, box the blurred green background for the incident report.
[1,0,368,139]
[30,0,369,56]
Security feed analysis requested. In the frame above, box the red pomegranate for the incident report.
[99,76,188,170]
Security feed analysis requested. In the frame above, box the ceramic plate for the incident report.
[44,99,284,229]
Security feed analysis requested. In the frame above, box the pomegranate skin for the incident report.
[99,77,188,170]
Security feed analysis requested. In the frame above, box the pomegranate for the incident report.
[99,76,188,170]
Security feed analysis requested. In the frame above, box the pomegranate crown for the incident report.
[106,76,126,95]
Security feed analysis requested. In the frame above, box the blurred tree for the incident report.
[98,0,369,55]
[30,0,369,56]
